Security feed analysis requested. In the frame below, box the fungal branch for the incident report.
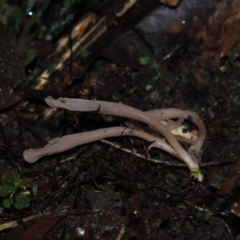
[23,96,206,181]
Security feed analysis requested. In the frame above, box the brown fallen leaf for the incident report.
[2,216,64,240]
[219,178,232,196]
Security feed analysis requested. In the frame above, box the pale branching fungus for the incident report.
[23,96,206,181]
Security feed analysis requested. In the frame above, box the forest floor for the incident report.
[1,1,240,239]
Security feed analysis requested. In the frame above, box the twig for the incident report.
[101,139,234,168]
[115,225,125,240]
[0,209,91,231]
[100,139,186,167]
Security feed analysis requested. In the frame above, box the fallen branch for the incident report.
[101,139,234,168]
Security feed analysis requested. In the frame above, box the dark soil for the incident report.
[1,1,240,239]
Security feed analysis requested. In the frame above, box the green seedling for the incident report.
[24,48,37,66]
[139,56,173,93]
[0,171,32,209]
[139,56,163,80]
[51,0,81,32]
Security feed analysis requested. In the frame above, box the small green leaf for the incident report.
[60,7,68,17]
[24,48,37,66]
[2,197,13,209]
[43,0,51,10]
[26,68,41,84]
[32,183,38,196]
[51,21,60,32]
[26,0,36,14]
[79,47,90,58]
[0,184,15,197]
[13,78,25,90]
[0,0,10,25]
[139,56,153,66]
[11,7,23,33]
[28,12,40,28]
[47,61,59,74]
[145,84,153,90]
[61,13,73,26]
[14,191,31,209]
[220,65,227,72]
[60,0,76,16]
[1,171,21,184]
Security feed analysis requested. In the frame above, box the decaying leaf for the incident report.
[2,216,64,240]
